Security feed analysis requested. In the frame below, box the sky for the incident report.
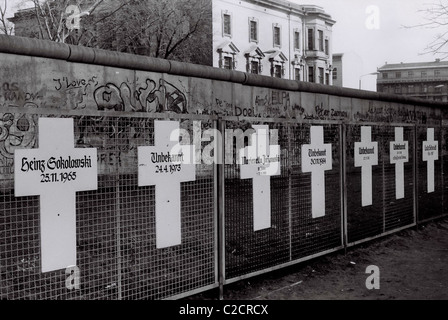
[291,0,444,90]
[3,0,445,91]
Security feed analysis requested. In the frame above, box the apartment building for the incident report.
[213,0,335,83]
[377,59,448,102]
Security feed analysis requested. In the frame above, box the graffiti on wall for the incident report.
[0,113,37,175]
[0,75,189,177]
[0,68,443,179]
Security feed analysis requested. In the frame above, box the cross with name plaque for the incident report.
[138,120,195,248]
[422,128,438,193]
[390,127,409,199]
[14,117,97,273]
[354,126,378,207]
[301,126,332,218]
[239,125,280,231]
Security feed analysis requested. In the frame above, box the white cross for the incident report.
[390,127,409,199]
[138,120,195,248]
[239,125,280,231]
[301,126,332,218]
[354,126,378,207]
[423,128,438,193]
[14,118,97,273]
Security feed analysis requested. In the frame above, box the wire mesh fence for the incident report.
[0,112,217,300]
[417,125,444,223]
[1,109,447,299]
[345,124,417,245]
[223,121,343,281]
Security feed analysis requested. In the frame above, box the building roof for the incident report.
[264,49,288,62]
[245,0,335,24]
[378,59,448,71]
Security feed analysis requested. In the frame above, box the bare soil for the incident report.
[187,217,448,300]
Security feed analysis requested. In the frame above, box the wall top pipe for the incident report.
[0,34,446,109]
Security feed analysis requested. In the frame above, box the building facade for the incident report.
[213,0,335,83]
[377,59,448,102]
[332,52,364,89]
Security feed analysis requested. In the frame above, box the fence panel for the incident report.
[0,112,217,300]
[113,117,217,300]
[345,124,416,245]
[346,124,385,244]
[223,121,343,282]
[417,125,444,223]
[289,123,343,260]
[224,120,291,279]
[1,113,121,299]
[383,126,415,231]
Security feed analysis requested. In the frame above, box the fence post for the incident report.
[413,124,419,226]
[341,123,348,253]
[217,117,226,300]
[115,117,123,300]
[288,123,293,261]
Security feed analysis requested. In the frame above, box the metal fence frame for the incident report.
[2,107,448,300]
[1,35,448,300]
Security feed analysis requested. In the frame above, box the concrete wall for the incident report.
[0,35,446,183]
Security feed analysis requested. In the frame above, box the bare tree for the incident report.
[7,0,212,65]
[404,0,448,59]
[9,0,130,43]
[0,0,14,34]
[94,0,212,65]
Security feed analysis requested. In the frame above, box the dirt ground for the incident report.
[186,217,448,300]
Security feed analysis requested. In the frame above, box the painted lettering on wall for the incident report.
[0,113,37,176]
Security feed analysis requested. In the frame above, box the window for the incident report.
[223,13,232,37]
[318,30,324,51]
[308,66,314,82]
[294,68,301,80]
[332,67,338,80]
[274,65,282,78]
[408,85,415,93]
[249,19,258,42]
[223,56,233,70]
[273,25,281,47]
[307,29,314,50]
[318,67,324,84]
[294,31,300,50]
[408,71,414,77]
[396,72,401,78]
[325,73,330,85]
[394,85,401,94]
[435,69,441,76]
[421,71,427,77]
[251,60,259,74]
[324,39,329,55]
[382,72,388,79]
